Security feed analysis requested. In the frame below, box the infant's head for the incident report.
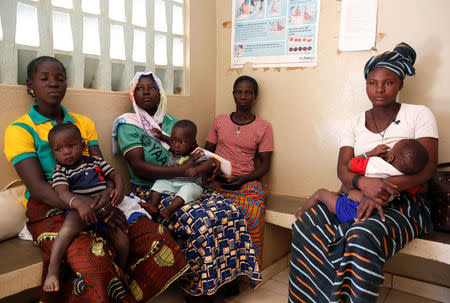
[387,139,428,175]
[48,123,84,166]
[169,120,197,156]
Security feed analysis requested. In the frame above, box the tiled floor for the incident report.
[149,267,445,303]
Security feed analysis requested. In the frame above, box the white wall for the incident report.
[216,0,450,197]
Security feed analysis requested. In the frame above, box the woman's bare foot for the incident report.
[43,273,60,292]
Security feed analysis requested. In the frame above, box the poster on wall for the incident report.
[231,0,320,68]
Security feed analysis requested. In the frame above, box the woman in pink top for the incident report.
[205,75,273,271]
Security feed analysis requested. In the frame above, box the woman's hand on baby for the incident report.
[355,196,386,222]
[368,144,389,157]
[189,151,204,162]
[104,207,128,233]
[185,167,199,177]
[76,200,97,225]
[110,188,124,207]
[91,188,114,217]
[358,177,399,205]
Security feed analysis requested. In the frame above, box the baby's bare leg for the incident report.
[160,196,185,221]
[44,211,86,292]
[143,191,161,215]
[295,189,339,218]
[347,189,364,202]
[105,228,129,269]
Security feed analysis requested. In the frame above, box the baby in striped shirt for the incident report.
[44,123,129,293]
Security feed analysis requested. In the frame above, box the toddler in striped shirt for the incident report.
[44,123,129,292]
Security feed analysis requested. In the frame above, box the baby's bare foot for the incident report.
[160,207,176,221]
[43,274,60,292]
[143,203,159,215]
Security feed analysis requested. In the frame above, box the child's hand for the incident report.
[185,167,198,177]
[368,144,389,157]
[208,159,220,181]
[152,127,164,139]
[110,188,124,207]
[77,201,97,225]
[182,157,196,169]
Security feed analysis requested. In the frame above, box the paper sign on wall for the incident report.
[231,0,320,68]
[338,0,378,52]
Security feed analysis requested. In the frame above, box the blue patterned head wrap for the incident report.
[364,42,416,80]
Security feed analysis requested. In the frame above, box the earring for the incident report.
[27,88,36,98]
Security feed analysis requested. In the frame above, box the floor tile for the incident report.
[384,289,442,303]
[272,267,289,284]
[234,282,288,303]
[149,265,447,303]
[261,279,289,296]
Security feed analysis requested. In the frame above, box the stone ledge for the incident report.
[0,238,41,300]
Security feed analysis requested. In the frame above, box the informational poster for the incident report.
[231,0,320,68]
[338,0,378,51]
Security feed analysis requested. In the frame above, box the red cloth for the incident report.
[407,186,419,194]
[26,198,188,303]
[350,157,370,175]
[349,157,419,194]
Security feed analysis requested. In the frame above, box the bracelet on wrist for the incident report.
[352,174,363,190]
[69,196,77,208]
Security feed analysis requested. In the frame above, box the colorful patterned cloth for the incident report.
[206,180,267,267]
[133,185,263,296]
[288,192,432,303]
[26,198,189,303]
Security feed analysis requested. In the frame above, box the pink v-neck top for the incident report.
[206,114,273,176]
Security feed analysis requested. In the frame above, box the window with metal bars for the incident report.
[0,0,185,94]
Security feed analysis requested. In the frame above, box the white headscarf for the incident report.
[112,72,170,154]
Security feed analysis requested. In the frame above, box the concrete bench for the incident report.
[0,238,41,303]
[264,193,450,302]
[1,193,448,302]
